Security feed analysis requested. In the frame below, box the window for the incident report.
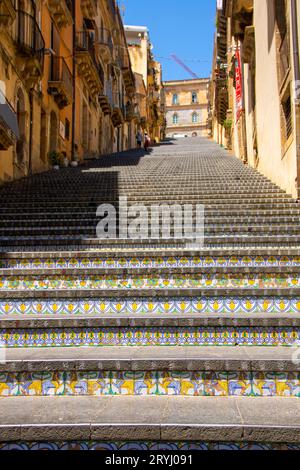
[65,118,70,141]
[281,93,292,141]
[172,93,178,105]
[192,112,199,123]
[192,92,198,103]
[173,113,179,124]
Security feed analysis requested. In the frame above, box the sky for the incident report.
[121,0,216,81]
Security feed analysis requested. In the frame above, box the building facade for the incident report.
[211,0,300,198]
[124,25,165,142]
[0,1,163,184]
[163,79,210,138]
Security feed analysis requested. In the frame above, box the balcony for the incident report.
[118,47,135,94]
[48,57,73,109]
[0,0,16,26]
[76,31,104,98]
[112,92,125,127]
[81,0,97,19]
[99,83,113,115]
[96,28,113,62]
[232,0,253,35]
[0,89,19,150]
[242,25,255,63]
[12,10,45,86]
[47,0,73,30]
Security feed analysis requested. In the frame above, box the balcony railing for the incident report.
[98,27,113,53]
[13,10,45,66]
[48,56,73,107]
[76,31,104,85]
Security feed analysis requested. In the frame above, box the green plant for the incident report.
[48,151,63,167]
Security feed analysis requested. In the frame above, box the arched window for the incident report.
[173,113,179,124]
[191,92,198,103]
[172,93,178,105]
[192,112,199,123]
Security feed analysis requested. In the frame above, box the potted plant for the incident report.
[48,151,63,170]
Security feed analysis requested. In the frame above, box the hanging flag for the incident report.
[235,48,243,122]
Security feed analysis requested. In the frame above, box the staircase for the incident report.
[0,138,300,451]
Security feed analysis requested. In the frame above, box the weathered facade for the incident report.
[211,0,300,198]
[163,78,210,138]
[0,1,163,183]
[0,0,45,183]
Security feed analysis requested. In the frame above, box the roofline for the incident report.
[124,25,149,33]
[163,78,210,85]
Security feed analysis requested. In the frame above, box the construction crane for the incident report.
[170,54,199,79]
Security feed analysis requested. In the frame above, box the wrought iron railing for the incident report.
[13,10,45,66]
[98,27,113,53]
[76,31,104,85]
[49,56,73,98]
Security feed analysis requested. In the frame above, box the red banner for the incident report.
[235,49,243,122]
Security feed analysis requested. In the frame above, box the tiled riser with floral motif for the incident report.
[1,273,300,290]
[1,327,299,347]
[0,371,299,397]
[1,297,300,315]
[2,255,300,270]
[1,441,300,450]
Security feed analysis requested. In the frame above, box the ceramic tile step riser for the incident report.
[1,273,300,292]
[2,254,300,270]
[0,295,299,315]
[1,325,299,348]
[0,370,299,397]
[2,443,299,451]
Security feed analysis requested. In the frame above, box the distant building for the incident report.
[124,25,166,142]
[163,79,210,138]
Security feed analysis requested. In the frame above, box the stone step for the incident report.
[1,225,300,236]
[2,216,300,225]
[0,311,299,328]
[1,287,300,299]
[0,396,299,445]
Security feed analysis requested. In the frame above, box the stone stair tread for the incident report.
[0,396,299,442]
[1,287,299,298]
[1,312,300,328]
[1,346,299,371]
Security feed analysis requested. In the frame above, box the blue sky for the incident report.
[121,0,216,81]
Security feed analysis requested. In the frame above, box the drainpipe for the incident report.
[28,88,34,175]
[291,0,300,83]
[71,0,76,161]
